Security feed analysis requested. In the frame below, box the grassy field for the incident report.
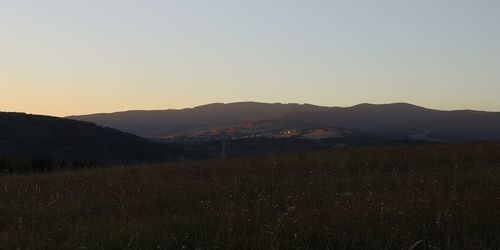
[2,143,500,249]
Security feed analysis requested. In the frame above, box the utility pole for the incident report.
[221,134,231,159]
[221,137,226,159]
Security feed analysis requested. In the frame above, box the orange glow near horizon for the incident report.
[1,1,499,116]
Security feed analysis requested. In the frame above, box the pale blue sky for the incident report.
[1,0,499,116]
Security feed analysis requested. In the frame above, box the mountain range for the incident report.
[68,102,500,142]
[3,102,500,171]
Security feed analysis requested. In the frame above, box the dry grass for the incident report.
[2,143,500,249]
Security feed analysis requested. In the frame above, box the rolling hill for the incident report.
[0,112,183,164]
[280,103,500,141]
[67,102,329,138]
[68,102,500,142]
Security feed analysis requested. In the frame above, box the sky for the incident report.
[1,0,499,116]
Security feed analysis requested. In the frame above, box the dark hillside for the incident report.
[0,112,183,167]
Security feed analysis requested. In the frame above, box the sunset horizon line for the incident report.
[3,101,500,118]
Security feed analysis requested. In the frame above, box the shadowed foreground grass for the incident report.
[2,143,500,249]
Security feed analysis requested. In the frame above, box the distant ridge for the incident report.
[280,103,500,141]
[67,102,500,142]
[67,102,329,138]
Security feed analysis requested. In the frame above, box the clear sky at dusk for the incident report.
[1,0,499,116]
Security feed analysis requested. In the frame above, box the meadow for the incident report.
[2,143,500,249]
